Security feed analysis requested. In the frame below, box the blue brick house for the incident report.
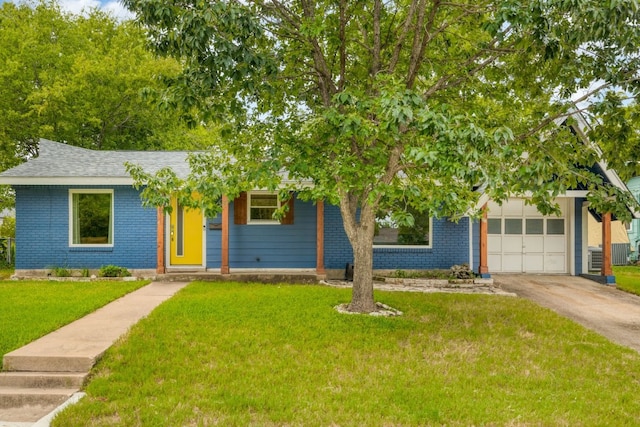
[0,139,637,280]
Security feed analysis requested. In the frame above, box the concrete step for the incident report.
[0,387,77,409]
[0,372,87,388]
[3,354,96,373]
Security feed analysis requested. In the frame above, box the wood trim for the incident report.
[281,193,295,225]
[316,200,325,276]
[156,206,165,274]
[233,192,247,225]
[602,212,613,276]
[478,204,489,275]
[221,195,230,274]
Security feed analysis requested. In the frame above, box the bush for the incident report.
[50,267,72,277]
[99,265,131,277]
[0,217,15,238]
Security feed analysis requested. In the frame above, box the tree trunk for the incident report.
[348,228,377,312]
[339,194,378,313]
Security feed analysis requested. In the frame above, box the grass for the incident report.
[613,265,640,295]
[54,282,640,426]
[0,267,13,280]
[0,279,149,368]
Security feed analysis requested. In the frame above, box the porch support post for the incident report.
[316,200,326,278]
[221,195,230,275]
[601,212,614,284]
[156,207,166,274]
[478,203,490,278]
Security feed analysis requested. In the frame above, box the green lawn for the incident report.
[614,265,640,295]
[54,282,640,426]
[0,279,149,368]
[0,268,13,280]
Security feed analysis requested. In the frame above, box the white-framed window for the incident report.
[69,189,114,246]
[374,210,432,248]
[248,192,280,224]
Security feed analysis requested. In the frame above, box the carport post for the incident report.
[221,195,230,274]
[478,204,490,278]
[316,200,326,278]
[601,212,614,283]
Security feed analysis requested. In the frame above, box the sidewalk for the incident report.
[0,281,189,426]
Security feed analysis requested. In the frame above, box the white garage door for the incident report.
[487,198,567,273]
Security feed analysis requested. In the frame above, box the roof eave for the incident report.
[0,177,135,186]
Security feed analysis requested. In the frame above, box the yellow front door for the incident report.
[169,198,203,265]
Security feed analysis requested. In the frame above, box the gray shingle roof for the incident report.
[0,139,192,185]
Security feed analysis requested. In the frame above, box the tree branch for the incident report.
[371,0,382,78]
[389,0,419,73]
[423,25,514,98]
[300,0,337,105]
[407,0,441,89]
[339,0,347,91]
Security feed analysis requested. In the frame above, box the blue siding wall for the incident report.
[575,197,585,274]
[205,213,223,268]
[324,204,471,270]
[15,185,156,270]
[207,197,317,268]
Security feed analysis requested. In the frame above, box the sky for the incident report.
[3,0,135,20]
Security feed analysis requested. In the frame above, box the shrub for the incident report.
[0,217,15,238]
[99,265,131,278]
[51,267,72,277]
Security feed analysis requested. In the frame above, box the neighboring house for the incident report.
[628,176,640,262]
[588,215,629,247]
[0,137,637,282]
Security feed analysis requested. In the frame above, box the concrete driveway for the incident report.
[493,274,640,353]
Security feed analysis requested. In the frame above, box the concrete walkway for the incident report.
[0,281,188,426]
[494,275,640,353]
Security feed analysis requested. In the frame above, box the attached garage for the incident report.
[487,198,569,273]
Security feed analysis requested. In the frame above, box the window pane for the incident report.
[488,218,501,234]
[547,218,565,235]
[176,203,184,256]
[249,194,278,221]
[72,193,112,244]
[374,210,430,246]
[250,208,277,220]
[251,194,278,207]
[526,219,543,235]
[505,219,522,235]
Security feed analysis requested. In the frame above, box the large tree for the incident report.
[0,0,218,211]
[124,0,640,312]
[0,0,212,211]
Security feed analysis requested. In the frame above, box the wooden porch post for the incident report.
[479,204,490,277]
[156,207,165,274]
[221,195,230,274]
[316,200,326,277]
[601,212,613,278]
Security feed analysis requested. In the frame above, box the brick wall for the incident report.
[324,203,472,270]
[15,185,156,270]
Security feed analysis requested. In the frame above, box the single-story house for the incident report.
[0,133,637,282]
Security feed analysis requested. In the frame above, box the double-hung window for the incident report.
[69,189,114,246]
[248,192,280,224]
